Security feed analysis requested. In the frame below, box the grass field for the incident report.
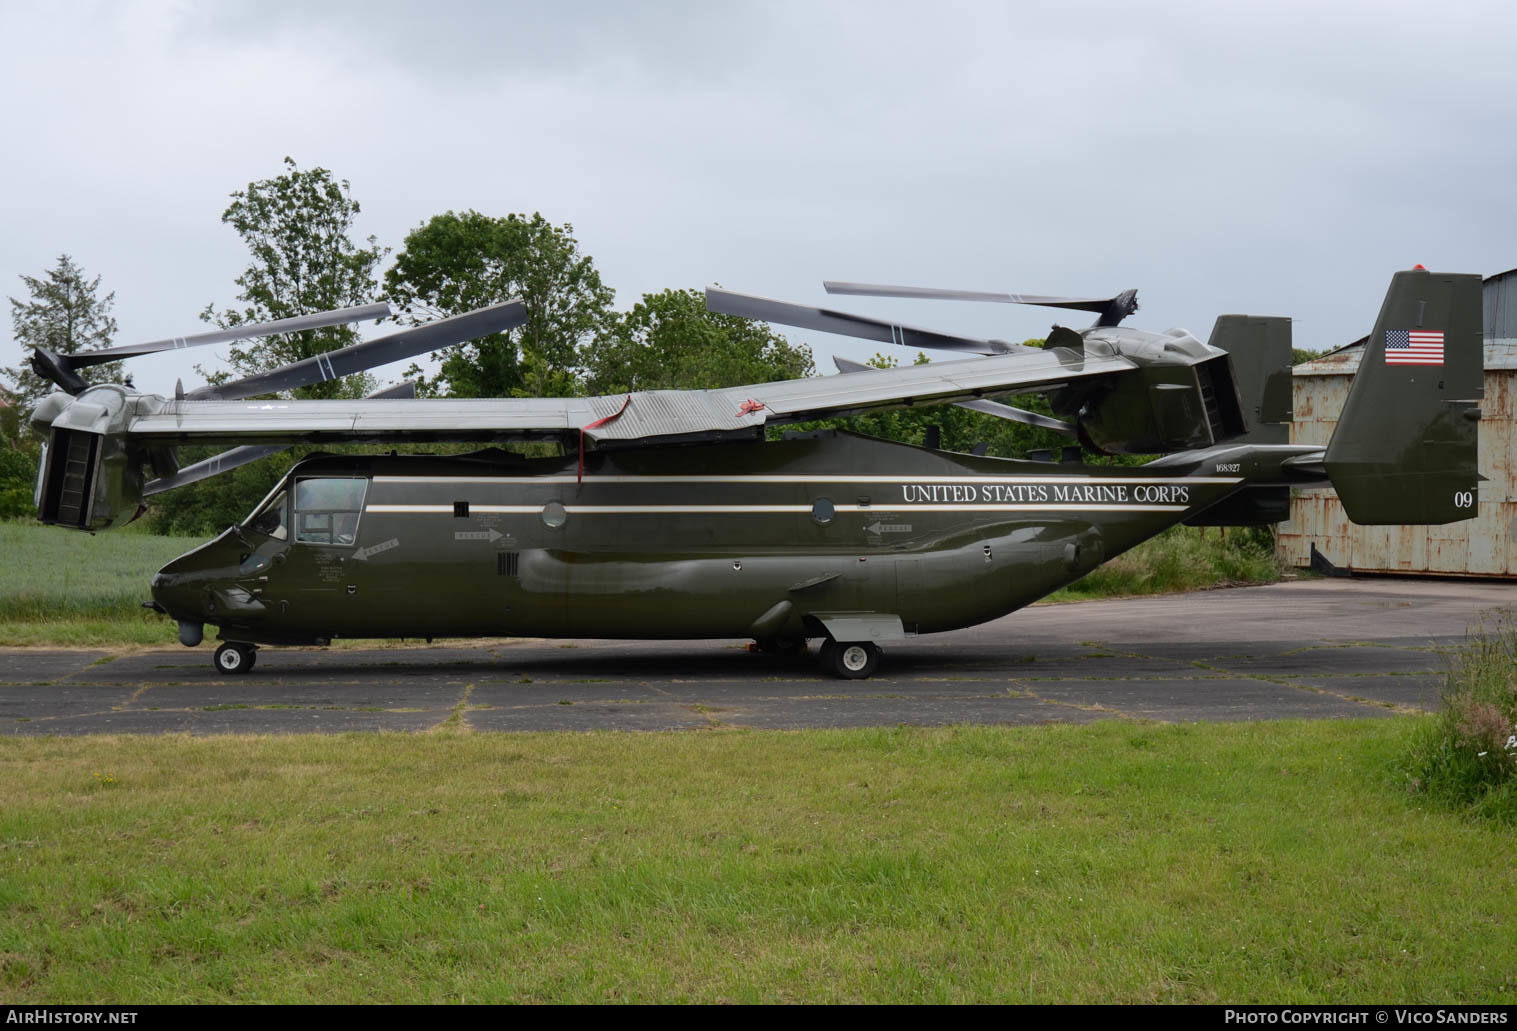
[0,520,1287,647]
[0,521,203,646]
[1051,525,1285,601]
[1,719,1513,1003]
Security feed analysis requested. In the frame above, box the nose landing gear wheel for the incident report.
[819,640,881,679]
[214,643,256,675]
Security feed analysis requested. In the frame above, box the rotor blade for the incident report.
[953,399,1078,435]
[188,300,526,401]
[824,281,1139,326]
[143,380,419,496]
[374,380,415,400]
[824,282,1018,303]
[141,445,287,496]
[66,303,393,369]
[706,287,1031,356]
[832,355,1077,436]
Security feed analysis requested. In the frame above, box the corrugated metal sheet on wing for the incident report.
[589,389,746,441]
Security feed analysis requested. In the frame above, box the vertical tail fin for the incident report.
[1206,315,1293,444]
[1324,268,1483,525]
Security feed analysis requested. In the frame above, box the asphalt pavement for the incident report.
[2,578,1511,735]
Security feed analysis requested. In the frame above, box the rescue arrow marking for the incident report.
[454,529,504,542]
[352,537,400,561]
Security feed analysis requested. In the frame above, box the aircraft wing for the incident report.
[118,347,1135,447]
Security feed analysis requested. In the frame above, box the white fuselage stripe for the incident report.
[371,474,1244,486]
[365,503,1190,515]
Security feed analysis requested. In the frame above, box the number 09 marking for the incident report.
[1454,491,1475,508]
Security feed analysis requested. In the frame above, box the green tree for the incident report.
[2,254,123,407]
[384,211,613,398]
[152,159,386,533]
[1,382,42,517]
[583,288,814,394]
[0,440,36,519]
[201,157,388,400]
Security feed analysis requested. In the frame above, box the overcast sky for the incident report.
[4,0,1515,396]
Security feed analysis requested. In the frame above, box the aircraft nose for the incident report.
[150,568,198,618]
[150,562,223,647]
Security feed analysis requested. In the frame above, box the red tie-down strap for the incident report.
[579,395,632,484]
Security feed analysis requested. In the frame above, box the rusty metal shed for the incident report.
[1276,269,1517,577]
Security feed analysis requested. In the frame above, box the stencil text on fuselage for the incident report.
[898,483,1191,504]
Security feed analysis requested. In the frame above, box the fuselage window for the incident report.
[294,477,369,546]
[248,490,289,541]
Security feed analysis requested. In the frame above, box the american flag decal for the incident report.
[1385,329,1444,365]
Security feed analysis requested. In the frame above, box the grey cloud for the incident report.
[4,0,1517,395]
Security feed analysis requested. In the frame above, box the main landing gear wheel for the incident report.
[214,643,256,675]
[820,640,881,680]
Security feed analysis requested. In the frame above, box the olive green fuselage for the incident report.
[151,432,1263,647]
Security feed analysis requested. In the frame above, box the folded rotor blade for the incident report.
[66,303,393,369]
[824,282,1139,327]
[824,282,1018,303]
[141,445,287,496]
[188,300,526,401]
[706,286,1031,356]
[832,355,1077,436]
[143,380,419,496]
[368,380,418,400]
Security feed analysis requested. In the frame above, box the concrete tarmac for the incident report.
[2,578,1511,736]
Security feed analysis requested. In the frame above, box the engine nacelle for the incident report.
[28,386,148,531]
[1051,327,1247,455]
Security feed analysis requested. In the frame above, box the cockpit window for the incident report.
[248,489,288,541]
[294,477,368,546]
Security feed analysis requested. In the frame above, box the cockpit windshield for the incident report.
[293,477,369,546]
[247,488,289,541]
[244,475,369,545]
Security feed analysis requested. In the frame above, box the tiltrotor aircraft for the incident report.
[22,268,1483,678]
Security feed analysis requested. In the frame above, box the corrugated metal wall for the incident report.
[1276,270,1517,577]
